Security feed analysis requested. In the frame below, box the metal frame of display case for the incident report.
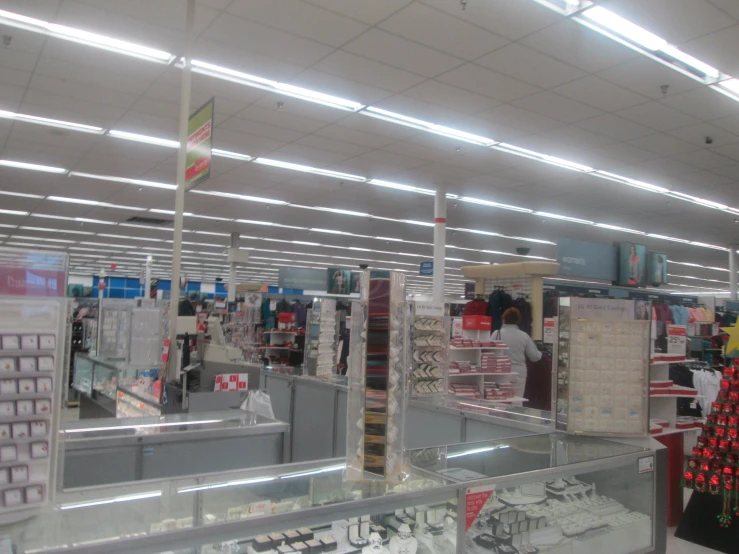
[72,353,140,418]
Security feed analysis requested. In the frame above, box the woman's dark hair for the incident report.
[502,307,521,325]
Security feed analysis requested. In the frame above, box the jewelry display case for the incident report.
[409,302,449,398]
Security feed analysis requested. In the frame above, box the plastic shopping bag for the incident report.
[240,389,275,419]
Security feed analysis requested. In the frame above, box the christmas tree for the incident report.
[683,363,739,527]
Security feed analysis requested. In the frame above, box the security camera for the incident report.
[705,136,713,145]
[516,247,530,256]
[358,264,368,269]
[215,277,223,282]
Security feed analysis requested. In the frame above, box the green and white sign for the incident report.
[185,97,214,190]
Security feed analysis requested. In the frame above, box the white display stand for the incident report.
[409,301,448,398]
[0,246,68,524]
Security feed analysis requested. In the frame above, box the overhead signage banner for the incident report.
[327,268,352,295]
[557,238,617,281]
[647,251,668,285]
[419,261,433,276]
[618,241,647,287]
[185,97,214,191]
[278,268,326,291]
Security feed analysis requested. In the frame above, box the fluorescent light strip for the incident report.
[0,110,104,134]
[60,491,162,511]
[70,171,176,190]
[0,160,67,174]
[108,130,179,148]
[254,158,365,182]
[0,9,175,64]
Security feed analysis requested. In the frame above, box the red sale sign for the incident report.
[465,486,495,531]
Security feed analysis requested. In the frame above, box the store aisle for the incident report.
[668,527,721,553]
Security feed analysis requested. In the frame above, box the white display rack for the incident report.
[409,302,449,398]
[449,328,516,403]
[0,297,65,523]
[648,358,702,436]
[304,299,339,377]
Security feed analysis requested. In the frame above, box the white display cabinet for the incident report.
[554,298,651,437]
[304,299,340,378]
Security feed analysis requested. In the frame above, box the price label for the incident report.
[543,318,556,344]
[667,325,687,356]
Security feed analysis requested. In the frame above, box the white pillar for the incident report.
[144,256,153,299]
[730,245,738,301]
[433,191,446,303]
[228,232,239,302]
[167,0,195,380]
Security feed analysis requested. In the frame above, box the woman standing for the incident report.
[628,244,641,285]
[492,308,542,399]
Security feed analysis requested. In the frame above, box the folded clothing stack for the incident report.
[450,384,482,399]
[481,353,512,373]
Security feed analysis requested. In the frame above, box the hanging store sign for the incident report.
[570,297,649,321]
[464,282,475,299]
[419,261,433,276]
[556,237,617,281]
[278,268,326,291]
[185,97,214,190]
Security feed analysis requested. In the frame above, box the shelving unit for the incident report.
[409,302,448,397]
[448,327,516,402]
[648,358,702,436]
[304,299,339,378]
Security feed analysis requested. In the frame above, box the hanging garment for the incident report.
[463,298,488,316]
[670,305,689,326]
[276,298,291,313]
[291,300,307,327]
[487,289,513,332]
[260,298,271,322]
[524,353,551,411]
[512,297,533,336]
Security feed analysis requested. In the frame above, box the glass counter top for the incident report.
[60,410,286,440]
[411,394,552,428]
[5,458,454,553]
[409,432,648,482]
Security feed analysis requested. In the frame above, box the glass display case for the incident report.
[410,434,657,554]
[6,458,458,554]
[1,434,661,554]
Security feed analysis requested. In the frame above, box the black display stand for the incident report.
[675,492,739,554]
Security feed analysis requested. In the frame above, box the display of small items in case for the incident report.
[0,336,18,351]
[20,336,38,351]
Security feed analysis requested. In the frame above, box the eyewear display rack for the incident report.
[304,298,340,378]
[409,301,449,398]
[346,270,408,482]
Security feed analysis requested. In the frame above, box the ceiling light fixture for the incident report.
[580,6,666,50]
[493,144,593,172]
[0,110,104,134]
[108,130,179,148]
[593,171,669,193]
[189,190,287,205]
[69,171,177,190]
[535,212,594,225]
[595,223,645,235]
[212,149,253,161]
[46,196,145,211]
[0,209,28,216]
[0,9,175,64]
[0,160,67,174]
[458,196,533,213]
[368,179,435,195]
[253,158,365,182]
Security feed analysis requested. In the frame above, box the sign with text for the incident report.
[557,237,617,281]
[666,325,687,358]
[570,298,649,321]
[464,282,475,300]
[185,97,214,190]
[543,318,555,344]
[419,261,433,276]
[414,302,444,317]
[278,268,326,291]
[465,485,495,532]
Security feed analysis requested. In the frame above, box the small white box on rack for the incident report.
[29,421,46,438]
[25,485,42,504]
[17,379,34,394]
[16,401,33,416]
[11,423,28,439]
[30,442,48,459]
[3,489,22,507]
[0,381,15,396]
[37,335,55,350]
[20,336,38,351]
[34,399,51,415]
[0,445,17,463]
[36,378,52,393]
[0,336,18,351]
[0,402,14,417]
[36,357,53,372]
[18,358,36,372]
[0,359,13,372]
[10,465,28,483]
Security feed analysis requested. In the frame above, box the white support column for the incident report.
[144,255,153,299]
[433,191,446,303]
[228,232,239,302]
[167,0,195,380]
[730,245,738,301]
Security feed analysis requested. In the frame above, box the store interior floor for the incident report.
[668,527,719,553]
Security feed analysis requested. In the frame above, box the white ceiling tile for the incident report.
[583,141,659,165]
[0,42,44,73]
[711,142,739,162]
[575,114,654,141]
[436,64,540,103]
[417,0,561,41]
[521,19,639,73]
[226,0,368,47]
[217,116,304,144]
[303,0,412,25]
[627,134,700,157]
[552,76,648,112]
[615,102,700,132]
[313,51,426,94]
[512,92,603,124]
[475,104,562,136]
[707,0,739,20]
[265,143,352,167]
[343,29,462,78]
[634,156,706,179]
[661,88,739,121]
[0,0,61,20]
[536,125,616,151]
[476,43,585,89]
[289,70,393,106]
[313,124,397,150]
[202,12,333,67]
[606,0,736,44]
[113,110,179,138]
[677,149,738,170]
[379,3,508,60]
[597,57,701,100]
[403,81,501,116]
[20,86,129,126]
[291,135,374,159]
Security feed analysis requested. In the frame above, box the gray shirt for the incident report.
[492,324,542,379]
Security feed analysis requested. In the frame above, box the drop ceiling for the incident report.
[0,0,738,295]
